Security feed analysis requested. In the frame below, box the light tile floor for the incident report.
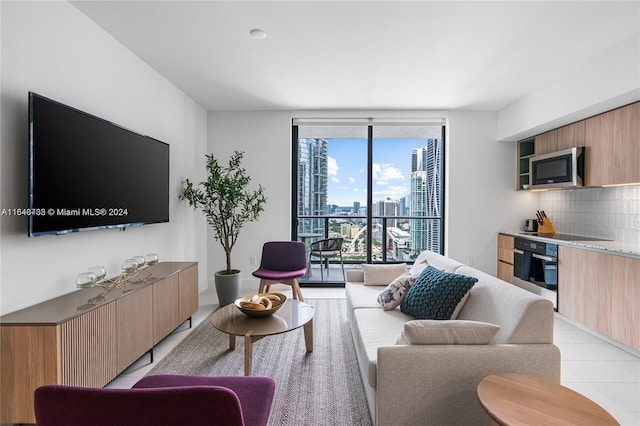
[108,288,640,426]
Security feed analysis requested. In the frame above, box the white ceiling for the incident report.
[72,1,639,111]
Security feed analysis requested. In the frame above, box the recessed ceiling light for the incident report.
[249,29,266,40]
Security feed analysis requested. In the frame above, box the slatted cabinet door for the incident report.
[152,273,180,345]
[117,284,154,370]
[179,265,199,324]
[60,301,118,387]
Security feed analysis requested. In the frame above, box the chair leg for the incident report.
[291,279,304,302]
[261,278,304,302]
[340,253,345,282]
[259,280,272,294]
[319,257,324,281]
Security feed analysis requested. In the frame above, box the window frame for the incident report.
[291,120,446,267]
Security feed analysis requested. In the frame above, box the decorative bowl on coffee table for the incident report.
[234,292,287,317]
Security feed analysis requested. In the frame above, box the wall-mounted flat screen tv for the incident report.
[28,92,170,237]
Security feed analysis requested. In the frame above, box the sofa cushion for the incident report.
[396,320,501,345]
[362,264,408,285]
[352,308,412,388]
[410,250,465,274]
[377,273,415,310]
[346,282,385,310]
[400,266,477,320]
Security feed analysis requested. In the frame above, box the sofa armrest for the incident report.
[376,343,561,426]
[346,270,364,282]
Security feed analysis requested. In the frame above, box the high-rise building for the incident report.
[377,198,397,228]
[297,139,328,234]
[397,196,407,217]
[410,140,443,254]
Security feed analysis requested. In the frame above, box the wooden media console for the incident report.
[0,261,198,424]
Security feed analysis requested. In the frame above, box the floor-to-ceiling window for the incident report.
[292,119,445,284]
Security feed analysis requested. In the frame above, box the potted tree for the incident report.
[182,151,267,306]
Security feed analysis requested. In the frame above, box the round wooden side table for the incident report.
[477,373,619,425]
[211,299,314,376]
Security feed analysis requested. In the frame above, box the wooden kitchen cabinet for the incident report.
[556,120,585,151]
[0,262,198,424]
[535,121,585,156]
[497,234,514,283]
[612,102,640,184]
[611,255,640,350]
[585,101,639,186]
[558,245,585,323]
[535,130,558,155]
[519,101,638,190]
[585,110,615,186]
[558,246,611,336]
[582,250,612,336]
[559,246,639,351]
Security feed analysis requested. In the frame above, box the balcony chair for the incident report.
[34,374,276,426]
[252,241,307,301]
[309,237,345,282]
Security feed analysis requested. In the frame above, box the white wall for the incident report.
[206,111,292,293]
[0,2,208,314]
[446,111,538,273]
[497,35,640,141]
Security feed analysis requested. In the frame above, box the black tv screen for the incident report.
[28,92,170,237]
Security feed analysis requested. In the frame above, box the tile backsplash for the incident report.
[539,185,640,243]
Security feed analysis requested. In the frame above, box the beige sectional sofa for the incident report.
[345,250,561,426]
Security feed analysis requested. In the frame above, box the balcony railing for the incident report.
[296,215,443,266]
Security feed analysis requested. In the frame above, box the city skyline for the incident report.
[297,133,444,256]
[326,138,435,208]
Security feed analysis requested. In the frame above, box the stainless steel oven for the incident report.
[513,237,558,310]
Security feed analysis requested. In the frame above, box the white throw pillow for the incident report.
[362,263,408,286]
[377,273,415,310]
[396,320,501,345]
[409,258,430,277]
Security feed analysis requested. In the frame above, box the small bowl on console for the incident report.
[234,292,287,317]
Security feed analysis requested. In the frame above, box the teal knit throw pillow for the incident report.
[400,266,477,320]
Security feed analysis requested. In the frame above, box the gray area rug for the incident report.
[146,299,372,426]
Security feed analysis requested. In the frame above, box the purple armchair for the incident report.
[34,375,275,426]
[252,241,307,301]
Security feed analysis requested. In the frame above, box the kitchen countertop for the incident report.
[501,230,640,259]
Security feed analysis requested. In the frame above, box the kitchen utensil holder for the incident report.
[538,217,555,234]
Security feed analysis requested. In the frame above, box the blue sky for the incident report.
[326,138,425,207]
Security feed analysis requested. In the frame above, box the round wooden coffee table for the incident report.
[211,299,314,376]
[477,373,619,425]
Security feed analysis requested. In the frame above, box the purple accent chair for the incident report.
[34,375,275,426]
[252,241,307,301]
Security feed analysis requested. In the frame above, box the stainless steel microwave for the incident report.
[529,147,584,189]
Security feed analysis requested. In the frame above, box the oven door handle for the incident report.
[513,249,524,255]
[532,253,557,262]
